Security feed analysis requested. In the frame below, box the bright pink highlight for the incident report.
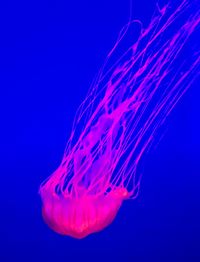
[39,1,200,239]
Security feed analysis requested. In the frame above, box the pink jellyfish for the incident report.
[39,0,200,239]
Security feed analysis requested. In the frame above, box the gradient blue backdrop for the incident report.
[1,0,200,261]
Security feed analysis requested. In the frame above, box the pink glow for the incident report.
[39,1,200,239]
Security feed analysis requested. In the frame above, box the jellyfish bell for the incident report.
[40,181,129,239]
[39,0,200,239]
[40,149,134,239]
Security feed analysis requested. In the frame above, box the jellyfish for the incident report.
[39,0,200,239]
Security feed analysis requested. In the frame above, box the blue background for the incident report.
[1,0,200,261]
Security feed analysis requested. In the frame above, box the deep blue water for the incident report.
[1,0,200,261]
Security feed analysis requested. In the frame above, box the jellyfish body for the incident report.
[41,176,128,238]
[39,0,200,238]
